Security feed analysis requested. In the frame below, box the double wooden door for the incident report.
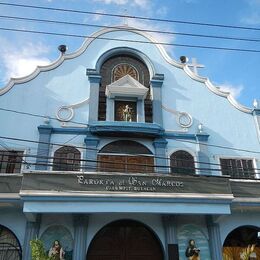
[98,155,154,173]
[87,220,163,260]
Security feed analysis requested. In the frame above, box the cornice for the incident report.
[0,25,253,114]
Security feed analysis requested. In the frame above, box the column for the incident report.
[206,216,222,260]
[150,74,164,126]
[22,215,41,259]
[137,99,145,122]
[86,69,102,123]
[195,132,210,175]
[35,125,53,170]
[84,134,99,171]
[153,138,168,173]
[162,215,179,260]
[73,214,89,260]
[253,104,260,178]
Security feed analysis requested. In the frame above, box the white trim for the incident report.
[0,193,20,199]
[0,25,253,114]
[20,190,233,200]
[106,75,148,99]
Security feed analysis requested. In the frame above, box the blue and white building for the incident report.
[0,25,260,260]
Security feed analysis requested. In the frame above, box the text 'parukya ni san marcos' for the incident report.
[77,175,184,192]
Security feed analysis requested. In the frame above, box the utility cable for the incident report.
[1,14,260,43]
[1,26,260,53]
[1,2,260,31]
[1,106,260,155]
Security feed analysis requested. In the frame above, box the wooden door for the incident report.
[87,220,163,260]
[98,155,154,173]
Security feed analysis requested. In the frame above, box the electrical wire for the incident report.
[1,107,260,156]
[1,14,260,43]
[1,26,260,53]
[1,2,260,31]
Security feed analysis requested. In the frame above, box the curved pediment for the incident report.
[0,25,253,114]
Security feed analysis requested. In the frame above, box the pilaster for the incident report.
[73,214,89,260]
[206,216,222,260]
[86,69,102,122]
[195,132,211,175]
[22,215,41,260]
[153,138,168,173]
[84,134,99,171]
[162,215,179,260]
[35,125,53,170]
[150,74,164,126]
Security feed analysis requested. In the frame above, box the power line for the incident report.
[0,152,257,177]
[1,2,260,31]
[1,26,260,53]
[1,150,258,172]
[1,14,260,43]
[0,107,88,127]
[1,107,260,155]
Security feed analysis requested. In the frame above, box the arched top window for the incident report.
[53,146,81,171]
[170,150,195,174]
[99,140,152,155]
[0,224,22,259]
[112,63,139,82]
[98,140,154,173]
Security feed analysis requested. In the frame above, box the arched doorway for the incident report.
[223,225,260,259]
[0,224,22,260]
[87,220,163,260]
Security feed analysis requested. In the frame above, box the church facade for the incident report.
[0,26,260,260]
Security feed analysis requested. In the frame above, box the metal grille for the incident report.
[0,226,22,260]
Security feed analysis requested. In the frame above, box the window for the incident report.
[170,151,195,174]
[0,151,23,173]
[98,140,154,173]
[220,158,255,178]
[53,146,81,171]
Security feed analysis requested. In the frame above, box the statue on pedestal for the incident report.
[185,239,200,260]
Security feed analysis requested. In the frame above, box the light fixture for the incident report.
[180,56,189,64]
[58,44,68,54]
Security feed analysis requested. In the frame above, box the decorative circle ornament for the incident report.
[56,106,74,122]
[177,112,193,128]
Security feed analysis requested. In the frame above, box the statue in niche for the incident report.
[122,104,133,122]
[185,239,200,260]
[48,240,65,260]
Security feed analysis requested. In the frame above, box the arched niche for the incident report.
[97,48,153,123]
[40,225,74,260]
[177,224,210,260]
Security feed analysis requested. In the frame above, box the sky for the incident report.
[0,0,260,108]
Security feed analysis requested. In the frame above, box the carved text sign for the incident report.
[77,174,184,193]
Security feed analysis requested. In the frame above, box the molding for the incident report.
[105,74,148,99]
[20,190,233,201]
[89,121,164,137]
[0,25,253,114]
[56,98,89,122]
[162,105,193,129]
[164,132,197,140]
